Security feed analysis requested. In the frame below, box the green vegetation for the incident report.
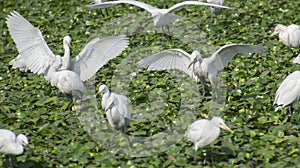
[1,0,300,167]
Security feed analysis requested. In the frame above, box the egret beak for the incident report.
[96,90,101,96]
[67,41,71,47]
[223,125,234,134]
[269,31,277,38]
[188,60,196,69]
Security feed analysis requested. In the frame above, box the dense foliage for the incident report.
[1,0,300,167]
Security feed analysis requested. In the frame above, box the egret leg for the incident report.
[288,105,293,114]
[8,155,13,168]
[208,147,214,167]
[194,149,198,166]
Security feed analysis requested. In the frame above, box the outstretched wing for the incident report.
[138,49,194,78]
[6,11,56,75]
[86,0,159,15]
[167,1,233,13]
[207,44,267,72]
[69,35,129,81]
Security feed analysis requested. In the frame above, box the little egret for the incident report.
[87,0,233,27]
[270,24,300,50]
[105,94,131,133]
[0,129,28,168]
[274,71,300,113]
[7,11,129,100]
[185,117,233,165]
[206,0,225,16]
[138,44,266,95]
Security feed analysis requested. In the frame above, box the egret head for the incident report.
[63,35,72,46]
[97,84,109,95]
[17,134,29,147]
[188,51,201,69]
[270,24,286,38]
[212,117,233,133]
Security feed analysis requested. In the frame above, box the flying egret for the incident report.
[86,0,233,27]
[138,44,266,95]
[105,94,131,133]
[185,117,233,165]
[0,129,28,168]
[270,24,300,50]
[206,0,225,16]
[6,11,129,100]
[273,71,300,113]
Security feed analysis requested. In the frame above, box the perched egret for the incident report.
[185,117,233,165]
[105,94,131,133]
[138,44,266,95]
[206,0,225,16]
[293,54,300,64]
[270,24,300,50]
[0,129,28,168]
[6,11,129,100]
[274,71,300,113]
[86,0,233,27]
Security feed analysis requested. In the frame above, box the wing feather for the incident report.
[167,1,232,13]
[70,35,129,81]
[138,49,194,78]
[6,11,56,75]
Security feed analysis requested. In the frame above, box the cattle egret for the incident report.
[274,71,300,113]
[270,24,300,50]
[185,117,233,165]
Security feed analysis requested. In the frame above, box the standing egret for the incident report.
[0,129,28,168]
[138,44,266,95]
[105,94,131,133]
[274,71,300,113]
[206,0,225,16]
[86,0,233,27]
[185,117,233,165]
[6,11,129,100]
[270,24,300,50]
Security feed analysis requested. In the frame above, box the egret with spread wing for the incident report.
[7,11,129,100]
[185,117,233,165]
[138,44,266,95]
[87,0,233,27]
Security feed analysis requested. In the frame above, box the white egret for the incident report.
[206,0,225,16]
[274,71,300,113]
[0,129,28,168]
[270,24,300,50]
[6,11,129,100]
[105,94,131,133]
[86,0,233,27]
[185,117,233,165]
[138,44,266,95]
[293,54,300,64]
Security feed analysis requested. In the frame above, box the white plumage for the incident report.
[270,24,300,50]
[87,0,232,27]
[274,71,300,113]
[6,11,129,100]
[0,129,28,155]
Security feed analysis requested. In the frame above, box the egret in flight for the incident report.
[185,117,233,165]
[0,129,28,168]
[270,24,300,50]
[138,44,266,95]
[86,0,233,27]
[7,11,129,100]
[274,70,300,113]
[206,0,225,16]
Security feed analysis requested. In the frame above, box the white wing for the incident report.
[138,49,194,78]
[167,1,232,13]
[86,0,159,15]
[69,35,129,81]
[112,93,131,120]
[6,11,56,75]
[207,44,267,72]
